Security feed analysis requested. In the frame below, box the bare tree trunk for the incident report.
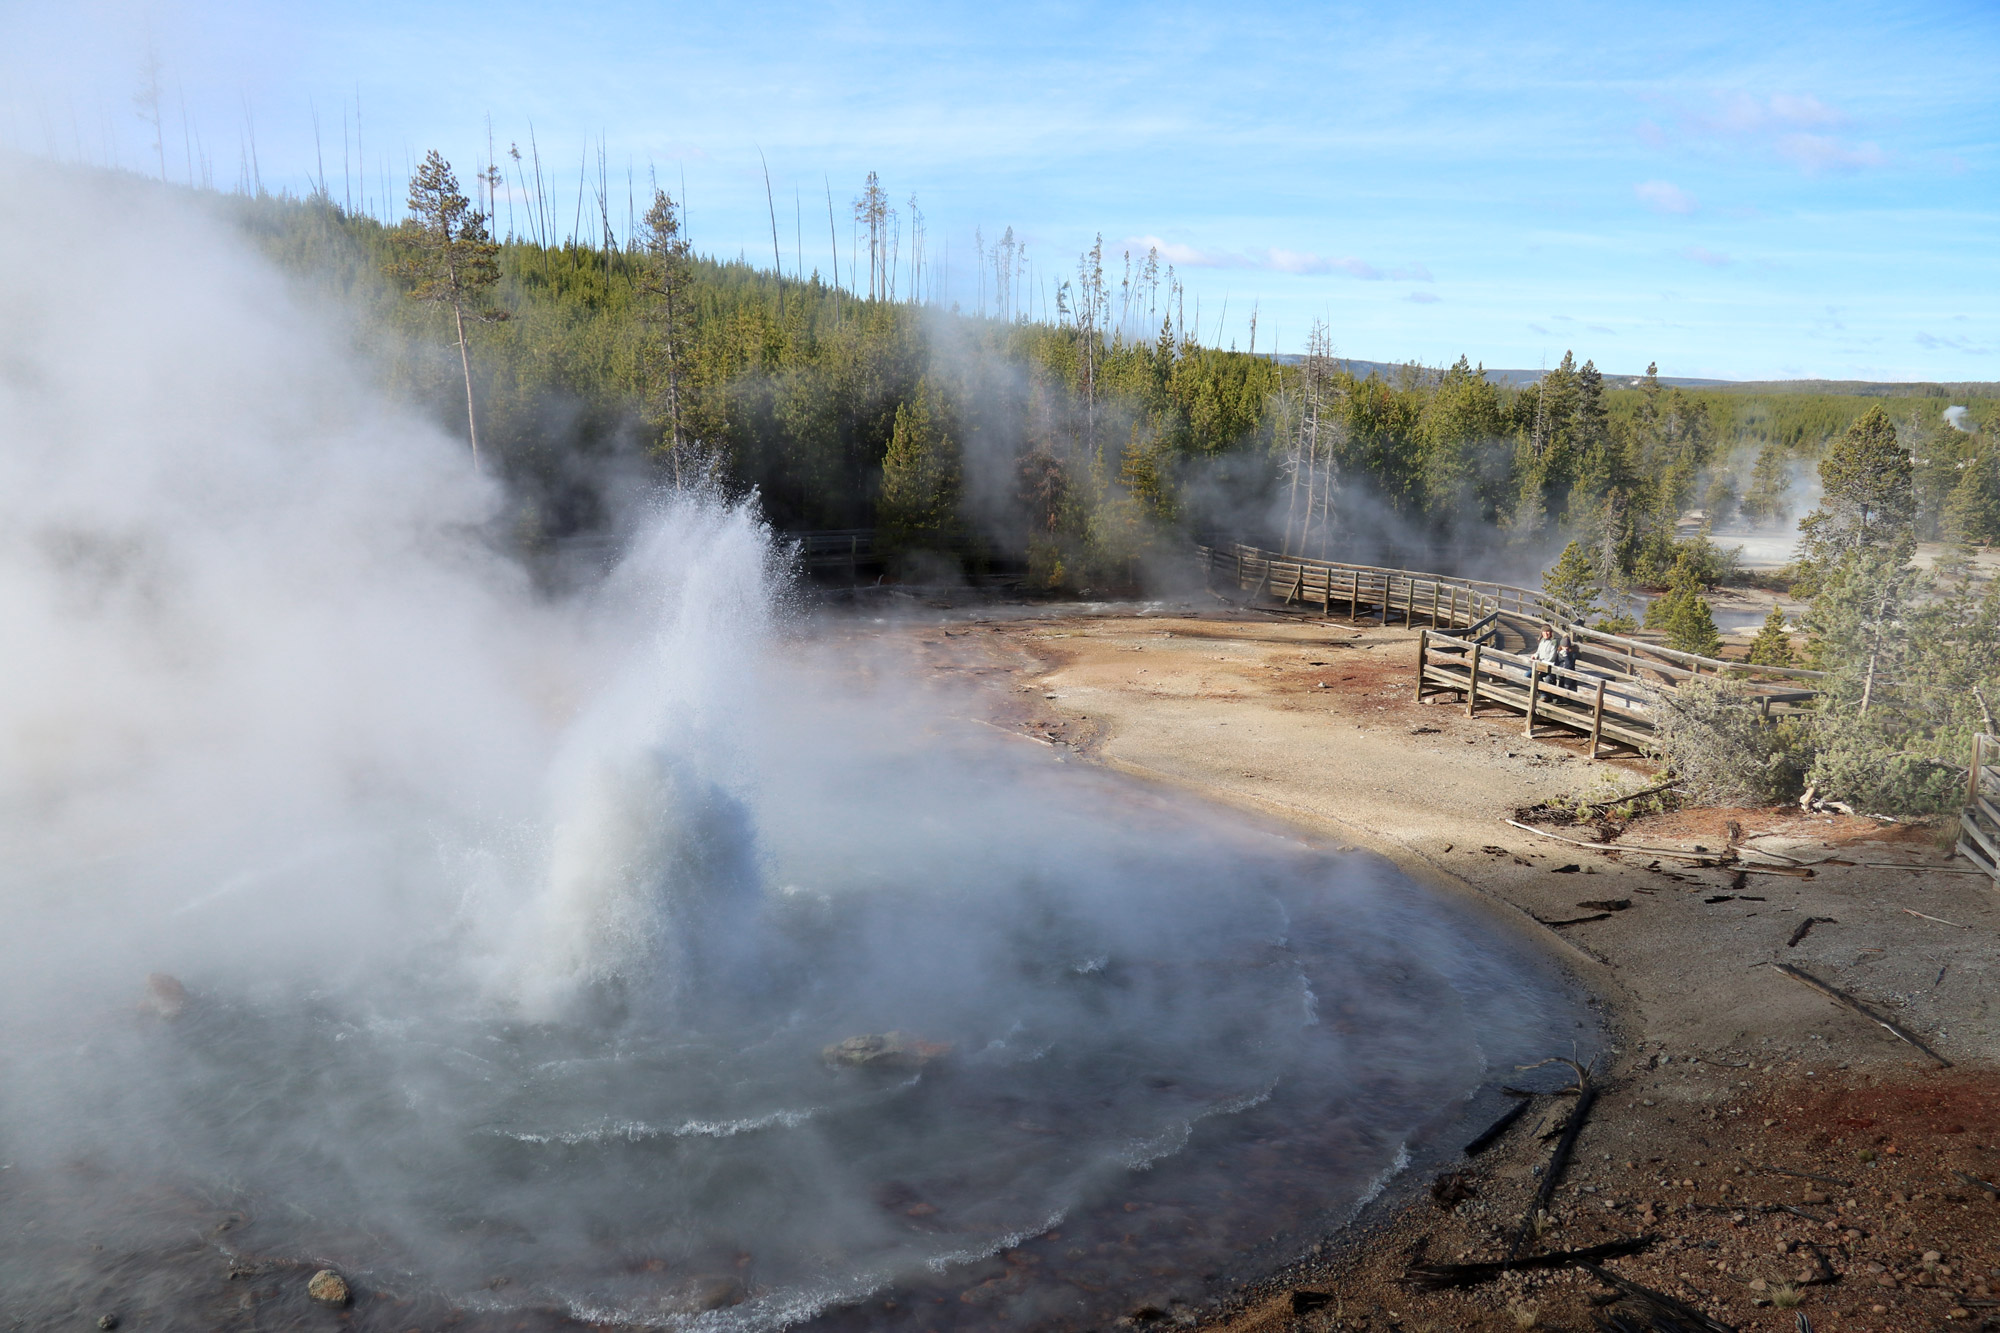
[453,303,481,472]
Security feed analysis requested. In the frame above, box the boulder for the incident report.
[142,973,187,1020]
[821,1031,952,1070]
[306,1269,350,1306]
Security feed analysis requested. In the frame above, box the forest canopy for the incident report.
[235,187,1999,594]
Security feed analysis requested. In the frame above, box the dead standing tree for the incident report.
[400,150,504,471]
[1282,322,1340,558]
[853,172,895,302]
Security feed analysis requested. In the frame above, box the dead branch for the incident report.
[1578,1262,1739,1333]
[1505,820,1812,874]
[1583,780,1682,811]
[1402,1236,1653,1290]
[1509,1057,1596,1258]
[1463,1097,1532,1156]
[1786,917,1835,948]
[1772,963,1952,1066]
[1534,911,1615,928]
[1903,907,1968,928]
[1951,1168,1999,1198]
[1755,1165,1851,1188]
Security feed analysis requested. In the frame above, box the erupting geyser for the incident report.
[0,158,1593,1330]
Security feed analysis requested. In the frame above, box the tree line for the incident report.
[238,158,1998,608]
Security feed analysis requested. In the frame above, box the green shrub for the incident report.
[1649,678,1812,806]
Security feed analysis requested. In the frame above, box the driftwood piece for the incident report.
[1509,1057,1597,1258]
[1580,1262,1738,1333]
[1535,911,1615,928]
[1504,820,1813,875]
[1772,964,1952,1067]
[1951,1168,2000,1198]
[1786,917,1835,948]
[1463,1097,1532,1156]
[1403,1237,1651,1290]
[1756,1165,1850,1188]
[1584,780,1682,811]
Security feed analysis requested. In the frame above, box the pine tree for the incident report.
[1540,539,1601,622]
[1644,552,1722,657]
[878,379,961,551]
[1943,451,2000,546]
[1798,405,1914,566]
[1663,592,1723,657]
[1740,440,1789,525]
[1747,605,1793,668]
[637,188,697,481]
[399,150,504,469]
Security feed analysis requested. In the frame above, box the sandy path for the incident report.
[905,606,2000,1333]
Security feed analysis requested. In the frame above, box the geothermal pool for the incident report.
[0,737,1594,1333]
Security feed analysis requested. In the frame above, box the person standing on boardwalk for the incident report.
[1533,626,1558,670]
[1556,634,1579,680]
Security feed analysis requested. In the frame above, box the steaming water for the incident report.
[0,578,1594,1330]
[0,158,1595,1330]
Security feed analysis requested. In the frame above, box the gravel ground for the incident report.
[907,606,2000,1333]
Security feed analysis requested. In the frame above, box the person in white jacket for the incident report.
[1533,626,1559,668]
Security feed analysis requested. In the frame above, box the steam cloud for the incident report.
[0,155,1585,1328]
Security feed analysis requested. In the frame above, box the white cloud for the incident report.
[1124,236,1427,281]
[1643,91,1890,175]
[1916,331,1991,355]
[1682,245,1732,267]
[1635,180,1698,215]
[1776,134,1890,173]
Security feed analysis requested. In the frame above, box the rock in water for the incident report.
[821,1031,952,1070]
[307,1270,350,1306]
[142,973,187,1020]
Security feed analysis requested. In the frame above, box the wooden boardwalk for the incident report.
[1197,540,1823,757]
[1960,734,2000,887]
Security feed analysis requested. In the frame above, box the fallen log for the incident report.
[1579,1262,1738,1333]
[1772,963,1952,1067]
[1509,1057,1597,1258]
[1504,821,1813,874]
[1463,1096,1532,1156]
[1403,1237,1653,1289]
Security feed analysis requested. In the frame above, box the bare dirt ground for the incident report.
[900,606,2000,1333]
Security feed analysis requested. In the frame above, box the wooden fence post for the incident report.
[1378,575,1389,626]
[1348,570,1359,623]
[1321,567,1332,616]
[1524,663,1541,737]
[1590,679,1607,758]
[1466,643,1483,716]
[1416,629,1429,701]
[1430,581,1440,626]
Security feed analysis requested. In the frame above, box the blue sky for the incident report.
[3,0,1995,380]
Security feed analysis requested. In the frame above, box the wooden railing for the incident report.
[1197,540,1822,755]
[1961,734,2000,886]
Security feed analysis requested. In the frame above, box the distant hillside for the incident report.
[1264,353,1996,398]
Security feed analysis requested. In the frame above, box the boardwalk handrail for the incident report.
[1960,734,2000,886]
[1199,539,1822,755]
[1196,540,1826,685]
